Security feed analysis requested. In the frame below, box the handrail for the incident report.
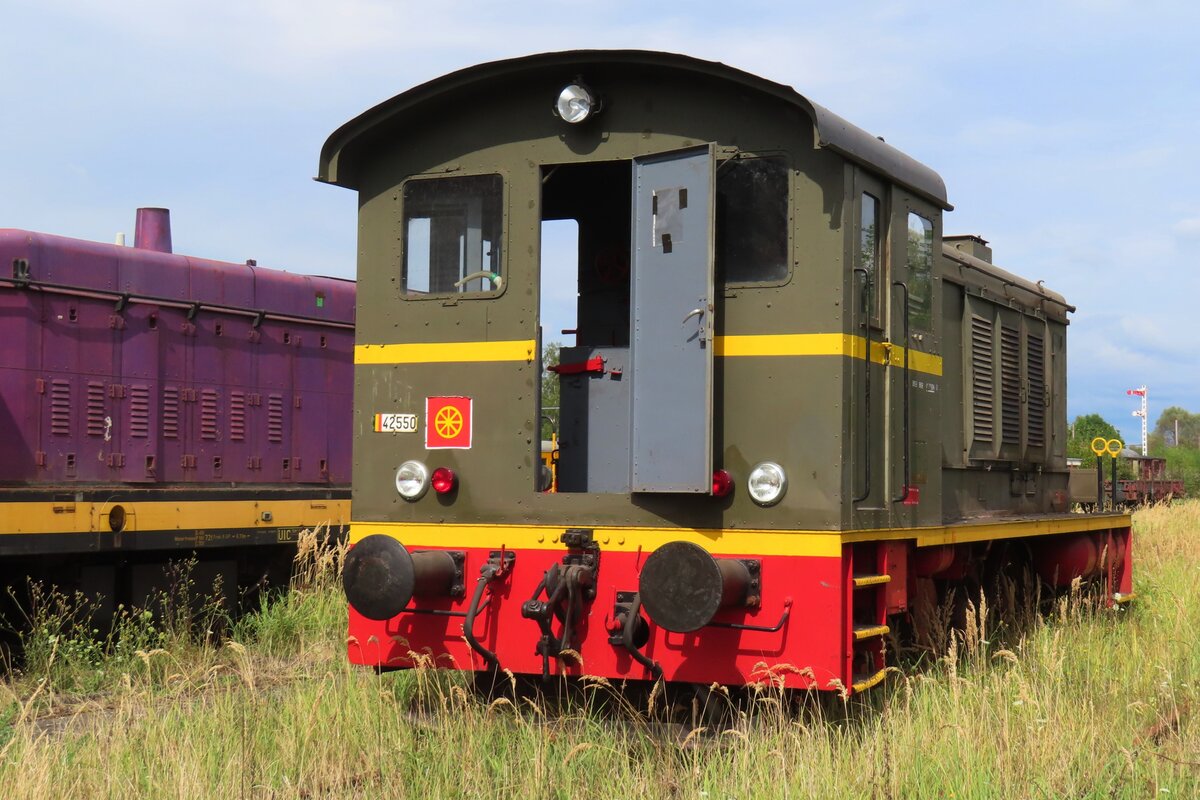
[0,275,354,330]
[891,281,911,503]
[852,267,872,504]
[943,254,1074,311]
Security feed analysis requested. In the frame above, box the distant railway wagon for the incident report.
[1115,453,1184,505]
[1070,453,1185,509]
[326,51,1132,693]
[0,209,353,619]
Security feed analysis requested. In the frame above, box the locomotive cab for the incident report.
[324,51,950,530]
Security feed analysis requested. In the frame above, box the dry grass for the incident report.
[1,510,1197,798]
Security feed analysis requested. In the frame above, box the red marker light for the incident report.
[431,467,457,494]
[712,469,733,497]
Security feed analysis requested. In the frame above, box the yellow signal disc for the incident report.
[1106,438,1123,456]
[1090,436,1108,456]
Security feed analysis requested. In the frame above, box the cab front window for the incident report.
[402,174,503,297]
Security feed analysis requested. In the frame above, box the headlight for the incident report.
[554,83,596,124]
[747,462,786,506]
[395,460,430,501]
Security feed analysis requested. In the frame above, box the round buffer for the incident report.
[344,535,460,620]
[343,534,415,620]
[638,540,751,633]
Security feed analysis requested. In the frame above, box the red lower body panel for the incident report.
[346,521,1134,693]
[348,547,845,690]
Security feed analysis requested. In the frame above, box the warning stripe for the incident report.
[2,498,350,536]
[355,340,536,364]
[354,334,942,376]
[715,333,943,376]
[350,513,1131,558]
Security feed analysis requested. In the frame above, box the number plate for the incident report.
[374,413,418,433]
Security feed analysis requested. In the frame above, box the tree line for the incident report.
[1068,406,1200,494]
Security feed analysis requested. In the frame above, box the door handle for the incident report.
[683,304,710,345]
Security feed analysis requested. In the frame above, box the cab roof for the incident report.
[317,49,951,210]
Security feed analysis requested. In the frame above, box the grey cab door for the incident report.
[630,145,716,493]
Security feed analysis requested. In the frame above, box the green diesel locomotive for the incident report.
[321,51,1131,692]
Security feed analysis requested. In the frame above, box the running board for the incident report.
[852,573,891,588]
[851,667,892,694]
[853,623,890,641]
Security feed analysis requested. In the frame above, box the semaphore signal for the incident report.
[1127,386,1148,455]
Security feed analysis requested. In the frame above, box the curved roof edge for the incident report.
[316,50,951,210]
[941,244,1074,316]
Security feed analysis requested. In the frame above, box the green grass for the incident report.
[1,511,1197,798]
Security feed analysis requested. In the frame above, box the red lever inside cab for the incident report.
[547,356,605,376]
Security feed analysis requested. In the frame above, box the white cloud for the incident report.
[1173,216,1200,237]
[1113,315,1194,360]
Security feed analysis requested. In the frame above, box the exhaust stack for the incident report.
[133,207,173,253]
[944,233,991,263]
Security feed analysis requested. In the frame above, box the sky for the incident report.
[2,0,1198,445]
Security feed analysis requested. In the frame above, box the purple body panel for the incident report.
[0,228,354,488]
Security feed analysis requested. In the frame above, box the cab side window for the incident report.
[716,157,789,283]
[859,192,881,325]
[907,212,934,331]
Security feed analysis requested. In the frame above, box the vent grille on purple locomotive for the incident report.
[87,381,106,437]
[267,394,283,443]
[50,379,71,436]
[129,385,149,438]
[230,391,246,441]
[162,387,179,439]
[201,389,219,441]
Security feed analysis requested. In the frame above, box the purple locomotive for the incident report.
[0,208,353,618]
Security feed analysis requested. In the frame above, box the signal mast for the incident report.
[1127,386,1148,455]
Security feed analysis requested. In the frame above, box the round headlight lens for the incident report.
[555,83,594,124]
[747,462,787,506]
[395,460,430,501]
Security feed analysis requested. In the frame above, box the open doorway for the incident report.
[539,161,632,493]
[537,149,721,496]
